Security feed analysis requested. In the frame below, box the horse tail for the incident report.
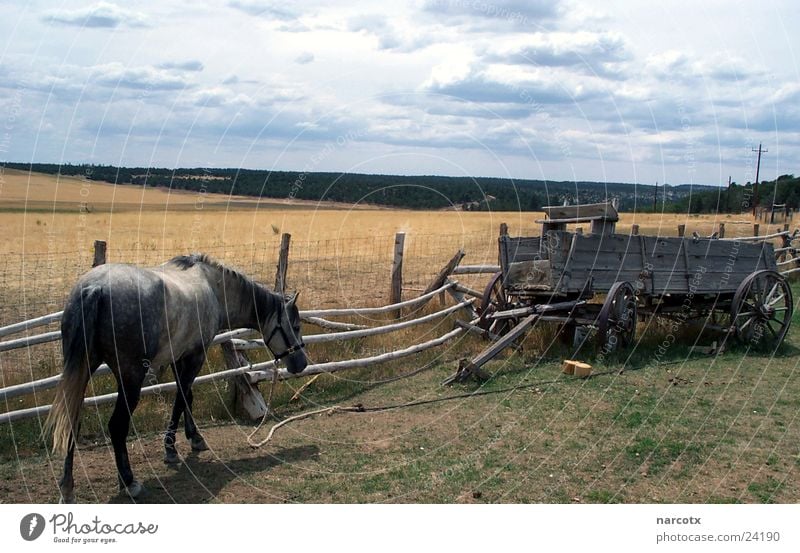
[45,284,103,456]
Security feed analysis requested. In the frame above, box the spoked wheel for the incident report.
[477,271,517,335]
[730,270,793,349]
[597,282,637,353]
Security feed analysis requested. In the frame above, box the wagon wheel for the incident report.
[730,270,793,349]
[477,271,517,335]
[597,282,637,353]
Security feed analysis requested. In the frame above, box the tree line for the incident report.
[669,175,800,213]
[3,162,736,212]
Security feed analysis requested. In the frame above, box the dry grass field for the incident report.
[0,169,772,327]
[2,169,797,504]
[0,168,768,256]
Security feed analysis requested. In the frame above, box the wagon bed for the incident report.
[500,231,777,297]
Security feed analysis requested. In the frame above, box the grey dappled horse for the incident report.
[45,254,307,503]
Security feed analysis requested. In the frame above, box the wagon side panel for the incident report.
[500,235,548,292]
[548,231,646,294]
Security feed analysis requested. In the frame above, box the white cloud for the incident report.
[158,60,205,72]
[228,0,300,21]
[42,2,147,29]
[294,52,315,65]
[422,0,562,27]
[89,62,191,90]
[485,31,631,79]
[347,13,438,52]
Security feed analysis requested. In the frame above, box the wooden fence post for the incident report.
[631,224,639,235]
[92,240,107,267]
[425,250,465,293]
[497,223,508,267]
[274,233,291,295]
[754,224,760,237]
[677,224,685,237]
[390,232,405,318]
[718,223,725,238]
[220,341,268,420]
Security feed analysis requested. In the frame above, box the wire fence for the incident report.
[0,229,517,380]
[2,219,796,382]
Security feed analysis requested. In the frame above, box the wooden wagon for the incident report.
[451,202,793,382]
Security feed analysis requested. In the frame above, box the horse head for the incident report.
[263,291,308,374]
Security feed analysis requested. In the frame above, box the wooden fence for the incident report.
[0,236,488,425]
[1,221,798,427]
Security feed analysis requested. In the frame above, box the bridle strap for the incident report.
[264,314,304,361]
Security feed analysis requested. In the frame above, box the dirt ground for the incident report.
[2,342,799,504]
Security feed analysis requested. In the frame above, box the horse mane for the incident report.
[167,254,284,315]
[168,253,216,271]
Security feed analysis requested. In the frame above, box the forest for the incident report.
[3,162,754,213]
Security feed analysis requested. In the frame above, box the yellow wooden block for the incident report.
[573,362,592,378]
[563,360,592,377]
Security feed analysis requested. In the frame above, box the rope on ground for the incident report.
[246,354,715,448]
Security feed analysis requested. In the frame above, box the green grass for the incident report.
[748,477,785,503]
[2,284,800,502]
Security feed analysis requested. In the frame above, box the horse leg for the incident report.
[163,362,184,465]
[109,369,145,499]
[184,385,209,452]
[179,350,208,452]
[163,349,208,461]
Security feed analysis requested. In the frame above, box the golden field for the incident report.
[0,169,773,319]
[0,168,766,256]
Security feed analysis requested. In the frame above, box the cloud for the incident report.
[426,66,602,105]
[422,0,562,28]
[645,50,765,85]
[42,2,147,29]
[89,62,191,90]
[228,0,299,21]
[485,31,631,79]
[347,14,437,52]
[294,52,315,64]
[158,60,205,72]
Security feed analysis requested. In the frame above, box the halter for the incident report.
[264,312,305,362]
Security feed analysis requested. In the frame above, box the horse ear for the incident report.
[288,291,299,306]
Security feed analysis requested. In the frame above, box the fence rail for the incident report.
[2,220,799,427]
[0,234,480,424]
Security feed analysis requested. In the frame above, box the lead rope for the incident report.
[248,405,359,448]
[247,365,366,448]
[245,354,713,449]
[246,365,359,449]
[247,365,281,447]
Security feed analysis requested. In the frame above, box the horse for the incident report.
[45,253,308,503]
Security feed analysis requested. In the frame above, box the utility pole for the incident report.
[752,143,767,216]
[653,181,658,212]
[726,175,731,212]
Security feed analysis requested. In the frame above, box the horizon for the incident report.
[6,160,763,189]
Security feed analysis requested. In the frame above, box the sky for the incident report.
[0,0,797,186]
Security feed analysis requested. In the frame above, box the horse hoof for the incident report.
[59,494,76,504]
[164,450,180,465]
[122,480,145,499]
[191,436,209,452]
